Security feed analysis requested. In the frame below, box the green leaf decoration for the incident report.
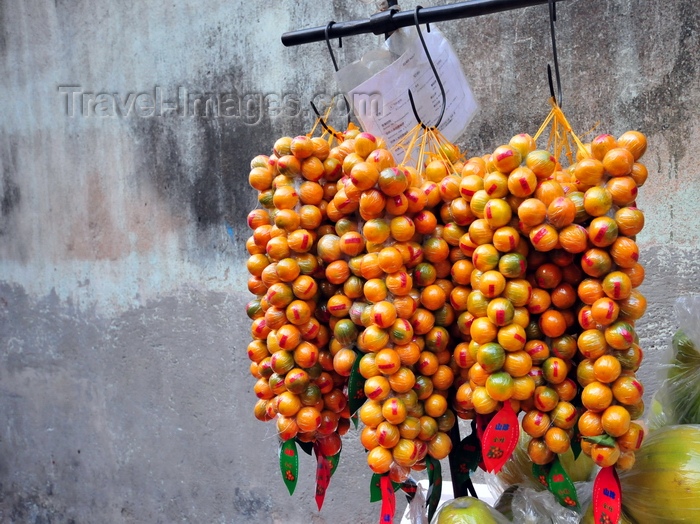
[547,456,580,510]
[279,439,298,496]
[328,450,341,478]
[426,456,443,522]
[370,473,383,503]
[532,463,551,488]
[583,434,616,447]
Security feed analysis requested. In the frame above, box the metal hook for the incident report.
[547,0,562,107]
[324,22,352,127]
[407,6,446,130]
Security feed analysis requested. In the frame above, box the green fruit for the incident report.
[433,497,509,524]
[673,329,698,367]
[621,424,700,523]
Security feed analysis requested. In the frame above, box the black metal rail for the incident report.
[281,0,567,47]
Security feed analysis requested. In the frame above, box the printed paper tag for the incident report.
[345,26,478,150]
[279,439,298,496]
[481,402,519,473]
[314,452,332,510]
[379,474,396,524]
[593,466,622,524]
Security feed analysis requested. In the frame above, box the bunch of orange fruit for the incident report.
[245,133,353,459]
[245,120,649,481]
[451,130,648,471]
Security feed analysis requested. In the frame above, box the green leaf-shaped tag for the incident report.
[583,434,616,447]
[426,456,443,522]
[532,463,551,488]
[279,439,298,496]
[347,349,366,428]
[370,472,401,503]
[328,450,340,478]
[370,473,383,503]
[547,456,580,510]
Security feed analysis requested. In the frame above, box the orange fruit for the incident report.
[583,186,613,217]
[578,410,604,437]
[545,426,571,454]
[296,406,322,432]
[551,401,578,430]
[603,147,634,176]
[533,385,559,412]
[522,410,551,438]
[581,248,613,278]
[617,422,645,451]
[617,131,647,160]
[591,442,621,468]
[528,438,555,465]
[529,224,559,252]
[577,328,607,360]
[542,357,569,384]
[574,158,605,186]
[547,196,576,229]
[590,297,619,326]
[503,350,532,377]
[507,166,537,197]
[367,446,393,473]
[485,371,514,401]
[427,431,453,460]
[630,162,648,186]
[471,386,499,415]
[601,405,631,437]
[611,375,644,405]
[581,381,613,412]
[558,224,589,254]
[607,176,638,207]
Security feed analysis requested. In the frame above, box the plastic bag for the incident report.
[503,483,590,524]
[617,424,700,523]
[405,482,429,524]
[648,295,700,429]
[335,26,477,150]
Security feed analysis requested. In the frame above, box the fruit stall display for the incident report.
[242,93,658,522]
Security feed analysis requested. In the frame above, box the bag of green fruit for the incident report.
[648,295,700,429]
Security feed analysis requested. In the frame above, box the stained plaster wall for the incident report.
[0,0,699,522]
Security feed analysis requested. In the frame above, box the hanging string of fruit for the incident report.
[243,96,650,522]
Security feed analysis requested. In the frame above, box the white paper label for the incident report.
[347,27,478,153]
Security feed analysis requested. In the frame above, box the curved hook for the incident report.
[325,22,352,127]
[547,0,563,108]
[310,100,343,140]
[407,6,446,130]
[324,22,341,72]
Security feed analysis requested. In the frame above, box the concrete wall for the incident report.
[1,0,698,522]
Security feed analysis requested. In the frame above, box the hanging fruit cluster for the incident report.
[453,125,648,472]
[244,109,649,495]
[246,132,353,462]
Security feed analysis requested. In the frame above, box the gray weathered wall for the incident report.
[1,0,698,522]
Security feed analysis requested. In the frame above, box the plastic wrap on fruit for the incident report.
[648,295,700,429]
[505,485,585,524]
[616,424,700,523]
[429,496,510,524]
